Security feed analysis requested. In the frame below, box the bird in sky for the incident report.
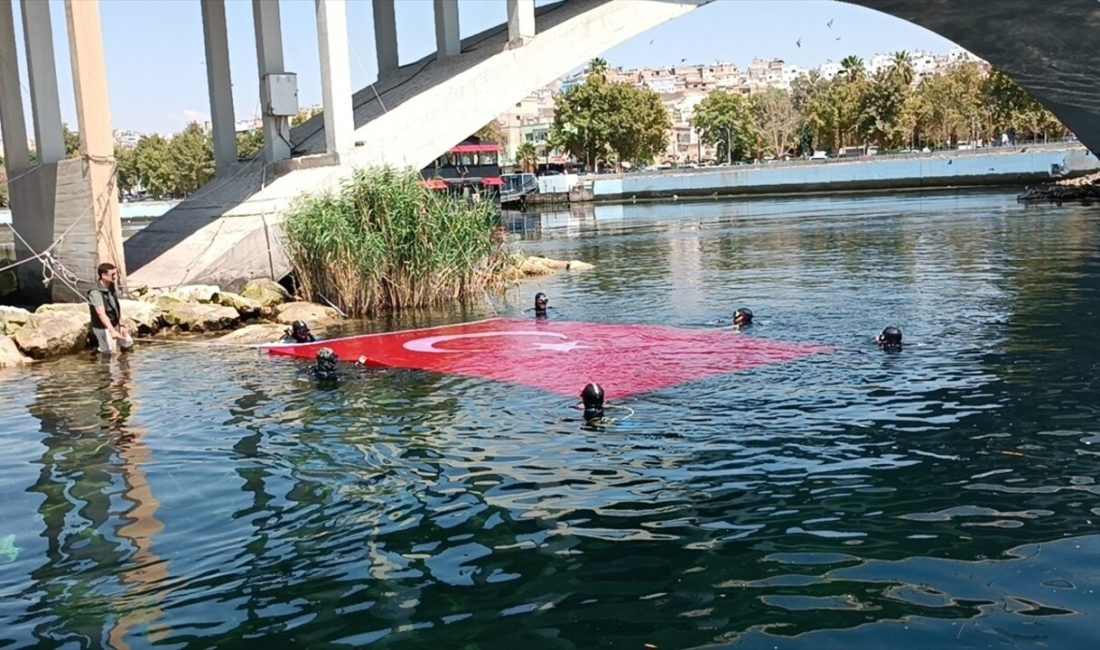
[796,38,802,48]
[649,39,654,45]
[827,19,834,28]
[836,36,842,41]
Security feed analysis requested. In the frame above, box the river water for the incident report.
[2,191,1099,648]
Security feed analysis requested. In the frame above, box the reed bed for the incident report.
[282,167,506,317]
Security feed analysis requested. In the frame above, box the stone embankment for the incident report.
[0,255,594,368]
[1017,171,1100,203]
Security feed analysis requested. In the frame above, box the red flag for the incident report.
[266,318,830,399]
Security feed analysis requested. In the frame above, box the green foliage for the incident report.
[116,122,215,198]
[515,141,539,171]
[690,90,760,162]
[237,129,264,160]
[282,167,507,317]
[63,124,81,158]
[474,120,507,145]
[551,69,669,171]
[752,88,799,158]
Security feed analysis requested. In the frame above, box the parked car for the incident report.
[810,151,829,162]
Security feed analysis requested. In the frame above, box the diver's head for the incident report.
[534,292,549,311]
[315,347,338,372]
[580,382,605,420]
[733,307,753,328]
[290,320,312,342]
[878,326,903,349]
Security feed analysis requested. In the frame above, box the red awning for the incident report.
[481,177,505,186]
[421,179,448,190]
[450,144,501,154]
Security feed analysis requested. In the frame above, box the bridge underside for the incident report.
[125,0,1100,291]
[124,0,707,290]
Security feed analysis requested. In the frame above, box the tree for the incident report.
[752,88,800,158]
[690,90,760,163]
[840,55,865,83]
[984,69,1065,142]
[515,141,539,172]
[550,72,613,171]
[474,120,507,145]
[237,129,264,160]
[167,122,215,196]
[587,57,609,77]
[889,51,915,87]
[133,134,173,198]
[63,124,81,158]
[291,107,322,128]
[605,83,669,168]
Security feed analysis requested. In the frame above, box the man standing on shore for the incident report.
[88,262,132,354]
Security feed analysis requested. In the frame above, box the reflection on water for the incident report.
[2,191,1100,648]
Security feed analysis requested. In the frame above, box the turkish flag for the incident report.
[266,318,830,398]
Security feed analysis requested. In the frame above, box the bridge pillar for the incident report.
[252,0,291,163]
[433,0,460,59]
[372,0,398,77]
[0,0,31,176]
[65,0,124,282]
[506,0,535,45]
[316,0,354,156]
[202,0,237,173]
[21,0,65,165]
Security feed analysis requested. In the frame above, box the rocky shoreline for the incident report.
[1017,171,1100,203]
[0,255,594,369]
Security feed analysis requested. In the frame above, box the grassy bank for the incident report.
[282,168,506,317]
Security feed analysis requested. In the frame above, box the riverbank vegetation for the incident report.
[691,55,1068,161]
[282,168,507,318]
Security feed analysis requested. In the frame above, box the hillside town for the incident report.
[492,46,983,166]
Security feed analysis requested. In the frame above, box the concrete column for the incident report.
[372,0,398,76]
[21,0,65,165]
[252,0,290,163]
[315,0,353,156]
[201,0,237,172]
[65,0,124,277]
[433,0,460,59]
[506,0,535,45]
[0,0,31,176]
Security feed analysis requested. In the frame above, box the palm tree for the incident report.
[889,50,914,86]
[587,57,609,77]
[516,142,539,173]
[839,55,865,83]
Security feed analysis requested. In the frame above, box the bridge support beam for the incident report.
[21,0,65,165]
[252,0,291,163]
[433,0,460,59]
[202,0,237,173]
[65,0,124,281]
[506,0,535,45]
[372,0,398,77]
[0,0,31,176]
[316,0,353,157]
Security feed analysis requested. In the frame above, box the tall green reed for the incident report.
[282,167,506,317]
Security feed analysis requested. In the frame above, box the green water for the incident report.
[1,191,1098,648]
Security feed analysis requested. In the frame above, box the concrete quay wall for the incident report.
[590,147,1099,201]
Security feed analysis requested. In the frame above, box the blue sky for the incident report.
[8,0,958,136]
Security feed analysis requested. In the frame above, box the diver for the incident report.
[580,382,605,423]
[877,326,903,351]
[285,320,316,343]
[303,347,341,383]
[529,292,551,319]
[733,307,753,330]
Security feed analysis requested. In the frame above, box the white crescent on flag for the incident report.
[403,330,586,353]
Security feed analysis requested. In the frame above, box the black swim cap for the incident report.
[292,320,310,334]
[535,292,548,307]
[734,308,753,324]
[316,347,338,372]
[580,382,604,408]
[878,326,903,347]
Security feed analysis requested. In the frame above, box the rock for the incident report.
[0,335,31,367]
[567,260,594,272]
[13,311,90,358]
[528,256,570,270]
[274,301,342,325]
[151,294,185,310]
[0,305,32,336]
[161,302,240,332]
[519,258,555,276]
[218,323,290,345]
[167,284,221,303]
[212,291,262,317]
[241,279,290,308]
[118,299,163,334]
[35,302,86,315]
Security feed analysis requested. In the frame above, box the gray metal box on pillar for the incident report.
[262,73,299,116]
